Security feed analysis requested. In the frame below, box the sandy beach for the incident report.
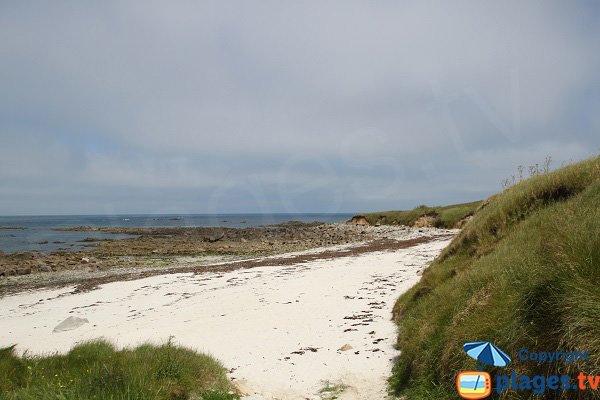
[0,227,455,400]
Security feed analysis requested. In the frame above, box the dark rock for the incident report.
[205,232,225,243]
[16,267,32,275]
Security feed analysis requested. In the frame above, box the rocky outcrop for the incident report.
[0,223,380,280]
[347,215,370,225]
[413,215,436,228]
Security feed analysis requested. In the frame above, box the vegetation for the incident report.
[360,200,482,228]
[389,155,600,399]
[500,155,555,189]
[0,339,239,400]
[318,380,349,399]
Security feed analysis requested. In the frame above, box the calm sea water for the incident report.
[0,214,353,254]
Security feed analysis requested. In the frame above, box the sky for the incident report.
[1,1,599,215]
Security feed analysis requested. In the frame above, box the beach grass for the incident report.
[0,339,238,400]
[390,155,600,399]
[361,200,482,228]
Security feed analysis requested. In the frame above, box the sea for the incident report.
[0,213,354,254]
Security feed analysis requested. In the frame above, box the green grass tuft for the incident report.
[0,339,239,400]
[390,155,600,399]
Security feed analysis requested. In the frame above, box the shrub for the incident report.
[0,340,236,400]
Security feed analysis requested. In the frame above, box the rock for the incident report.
[38,264,52,272]
[53,316,89,333]
[151,249,160,254]
[16,267,32,275]
[338,344,353,351]
[81,257,90,263]
[205,232,225,243]
[79,237,99,243]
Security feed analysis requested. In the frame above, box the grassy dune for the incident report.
[361,200,482,228]
[390,156,600,398]
[0,340,238,400]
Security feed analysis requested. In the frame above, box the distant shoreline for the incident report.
[0,213,355,254]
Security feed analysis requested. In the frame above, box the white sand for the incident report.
[0,233,453,400]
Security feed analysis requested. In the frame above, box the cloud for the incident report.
[1,1,599,214]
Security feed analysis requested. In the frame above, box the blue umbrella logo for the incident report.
[463,341,511,367]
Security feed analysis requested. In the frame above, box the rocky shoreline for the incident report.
[0,222,452,296]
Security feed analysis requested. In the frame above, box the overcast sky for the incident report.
[1,1,599,215]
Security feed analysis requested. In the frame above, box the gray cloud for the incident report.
[1,1,599,214]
